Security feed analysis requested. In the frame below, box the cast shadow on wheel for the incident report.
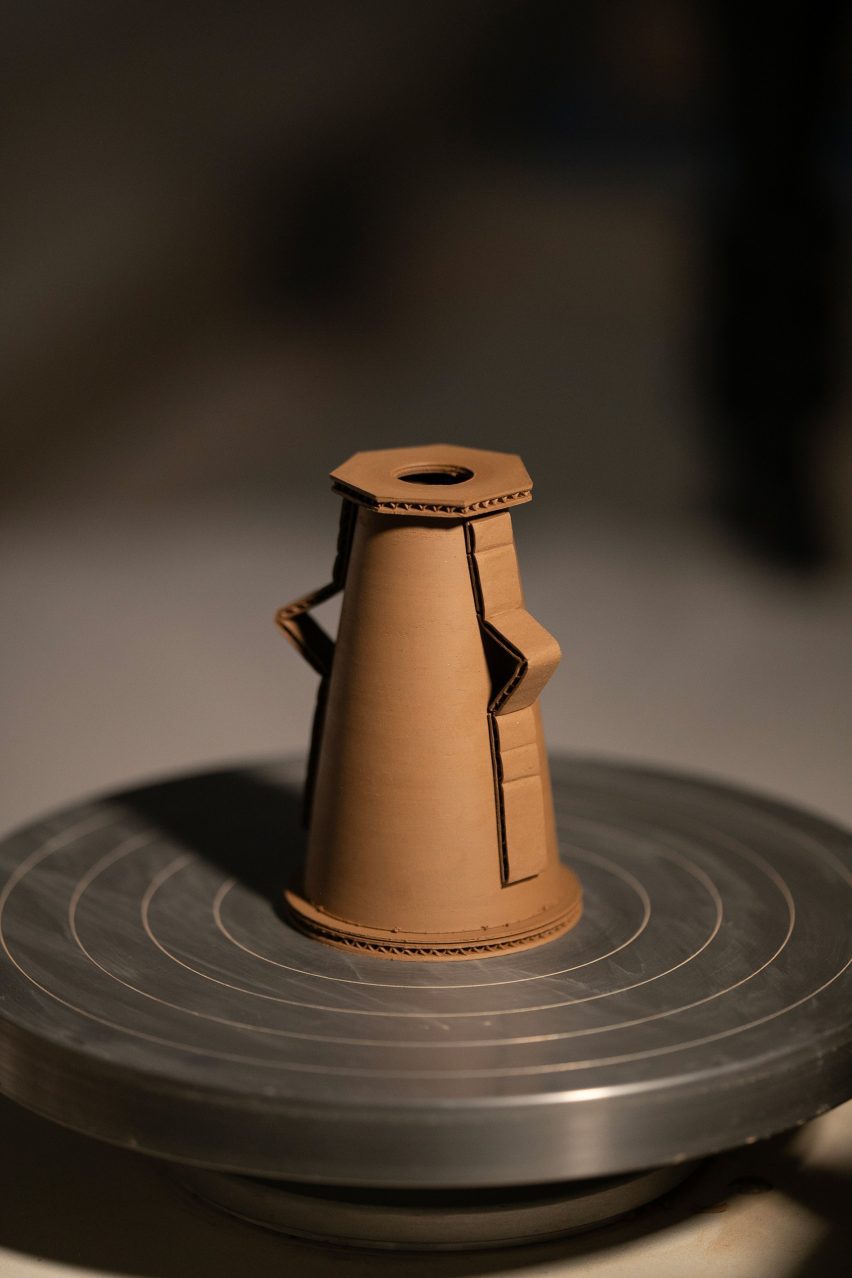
[119,765,304,908]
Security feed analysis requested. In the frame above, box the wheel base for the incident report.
[176,1163,695,1251]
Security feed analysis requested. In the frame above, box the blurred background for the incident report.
[2,0,851,834]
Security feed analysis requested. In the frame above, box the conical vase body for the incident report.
[278,445,581,957]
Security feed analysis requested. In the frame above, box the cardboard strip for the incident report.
[275,498,356,673]
[466,512,561,884]
[276,498,357,821]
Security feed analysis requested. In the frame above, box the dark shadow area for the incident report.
[770,1148,852,1278]
[118,765,306,902]
[700,0,849,574]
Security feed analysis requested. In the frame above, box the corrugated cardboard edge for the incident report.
[282,886,581,959]
[331,480,532,518]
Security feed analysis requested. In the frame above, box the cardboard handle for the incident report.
[275,499,357,679]
[276,584,340,678]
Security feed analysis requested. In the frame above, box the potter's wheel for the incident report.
[1,757,850,1245]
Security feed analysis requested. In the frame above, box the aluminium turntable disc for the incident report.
[0,756,849,1191]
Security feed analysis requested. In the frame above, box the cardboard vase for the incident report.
[277,445,582,958]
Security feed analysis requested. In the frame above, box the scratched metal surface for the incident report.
[0,758,850,1187]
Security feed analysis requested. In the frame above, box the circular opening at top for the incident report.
[397,465,474,486]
